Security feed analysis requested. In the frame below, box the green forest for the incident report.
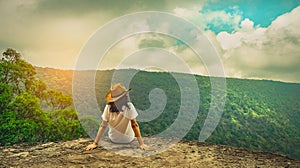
[0,49,86,145]
[1,49,300,160]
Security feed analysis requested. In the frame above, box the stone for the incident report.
[0,136,299,168]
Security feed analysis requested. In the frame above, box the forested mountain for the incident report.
[1,49,298,161]
[35,67,300,160]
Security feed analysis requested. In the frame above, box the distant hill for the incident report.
[35,67,73,95]
[34,67,300,160]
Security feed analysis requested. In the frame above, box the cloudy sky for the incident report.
[0,0,300,83]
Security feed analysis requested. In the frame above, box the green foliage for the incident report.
[0,48,36,95]
[52,109,79,120]
[42,90,73,111]
[2,48,299,160]
[25,78,47,98]
[37,67,300,160]
[0,83,13,111]
[12,92,43,120]
[96,69,300,160]
[80,116,100,139]
[0,48,86,146]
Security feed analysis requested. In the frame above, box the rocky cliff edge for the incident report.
[1,136,299,168]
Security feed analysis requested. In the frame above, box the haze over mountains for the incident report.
[35,67,300,161]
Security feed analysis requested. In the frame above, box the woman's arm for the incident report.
[131,119,150,150]
[85,120,108,150]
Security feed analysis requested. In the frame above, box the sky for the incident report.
[0,0,300,83]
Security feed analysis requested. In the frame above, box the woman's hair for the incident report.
[108,95,130,112]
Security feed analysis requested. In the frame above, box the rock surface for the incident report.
[0,136,299,168]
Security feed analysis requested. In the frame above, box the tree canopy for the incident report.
[0,48,85,145]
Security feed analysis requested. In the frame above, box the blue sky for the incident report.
[201,0,300,33]
[0,0,299,83]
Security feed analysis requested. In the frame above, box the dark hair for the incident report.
[108,95,130,112]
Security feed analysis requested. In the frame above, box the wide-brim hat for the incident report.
[105,83,131,103]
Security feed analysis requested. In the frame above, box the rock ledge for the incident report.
[0,137,299,168]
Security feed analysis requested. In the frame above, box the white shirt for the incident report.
[101,102,138,143]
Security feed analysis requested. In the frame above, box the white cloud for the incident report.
[174,5,300,82]
[173,7,242,31]
[240,18,254,32]
[1,1,299,83]
[215,6,300,83]
[216,31,243,50]
[203,10,241,29]
[173,7,197,19]
[216,18,267,50]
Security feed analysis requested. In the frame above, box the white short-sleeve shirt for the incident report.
[101,102,138,143]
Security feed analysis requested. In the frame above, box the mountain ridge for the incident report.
[35,66,300,85]
[34,67,300,161]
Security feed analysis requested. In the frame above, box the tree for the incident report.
[0,48,36,94]
[52,109,79,120]
[12,92,43,120]
[0,83,13,112]
[0,48,85,145]
[42,90,73,111]
[25,78,47,99]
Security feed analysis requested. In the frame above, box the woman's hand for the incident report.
[85,142,98,151]
[136,136,150,150]
[139,144,150,151]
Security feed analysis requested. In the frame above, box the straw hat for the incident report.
[105,83,131,102]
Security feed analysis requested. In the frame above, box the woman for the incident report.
[85,83,150,150]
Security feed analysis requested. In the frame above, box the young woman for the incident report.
[85,83,150,150]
